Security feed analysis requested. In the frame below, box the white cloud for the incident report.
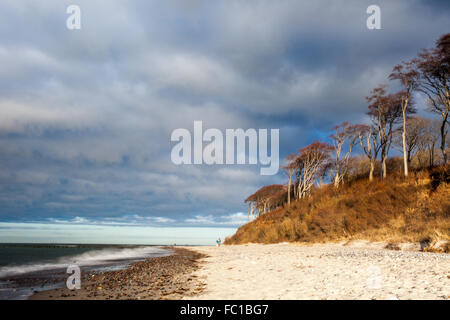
[45,215,176,227]
[185,212,248,227]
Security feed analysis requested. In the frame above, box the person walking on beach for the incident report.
[218,238,221,246]
[216,239,219,247]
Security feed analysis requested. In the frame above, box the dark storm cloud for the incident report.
[0,0,448,227]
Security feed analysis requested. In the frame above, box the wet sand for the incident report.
[30,247,207,300]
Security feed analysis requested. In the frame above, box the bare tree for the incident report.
[355,124,380,181]
[367,86,405,178]
[330,122,358,187]
[245,184,287,220]
[413,33,450,164]
[245,185,284,220]
[422,118,442,167]
[296,141,333,198]
[281,153,298,205]
[389,62,418,177]
[393,116,428,166]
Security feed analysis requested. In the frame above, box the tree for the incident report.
[245,184,286,220]
[367,86,405,178]
[421,118,442,167]
[296,141,333,198]
[281,153,298,205]
[355,124,380,181]
[413,33,450,164]
[393,116,428,166]
[330,122,358,187]
[389,61,418,177]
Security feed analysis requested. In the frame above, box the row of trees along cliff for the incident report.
[245,33,450,221]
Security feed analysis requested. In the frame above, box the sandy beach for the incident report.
[28,242,449,300]
[186,242,450,300]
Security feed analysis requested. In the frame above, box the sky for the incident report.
[0,0,448,244]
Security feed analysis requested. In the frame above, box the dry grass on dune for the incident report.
[225,165,450,251]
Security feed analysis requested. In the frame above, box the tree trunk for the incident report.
[334,163,340,188]
[402,107,408,177]
[407,150,412,164]
[440,116,448,164]
[430,143,435,167]
[293,180,297,200]
[334,174,340,188]
[287,175,291,205]
[369,159,374,181]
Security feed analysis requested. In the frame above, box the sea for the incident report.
[0,243,171,300]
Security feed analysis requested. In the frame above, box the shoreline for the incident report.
[27,242,450,300]
[29,247,207,300]
[0,245,170,299]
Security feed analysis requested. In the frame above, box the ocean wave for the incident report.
[0,246,170,278]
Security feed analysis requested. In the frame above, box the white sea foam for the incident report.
[0,246,170,278]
